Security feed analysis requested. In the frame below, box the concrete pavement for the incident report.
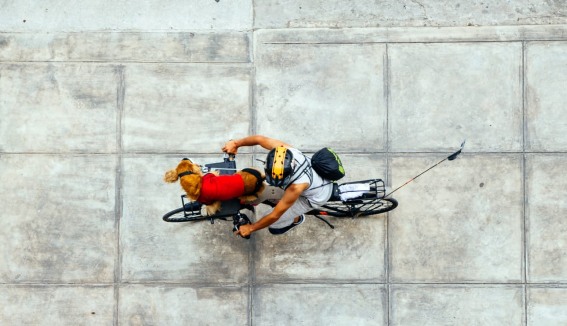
[1,1,567,325]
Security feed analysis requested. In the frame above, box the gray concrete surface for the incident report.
[1,1,567,325]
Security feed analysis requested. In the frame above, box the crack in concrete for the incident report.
[409,0,428,19]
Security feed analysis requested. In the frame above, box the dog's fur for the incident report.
[164,159,265,216]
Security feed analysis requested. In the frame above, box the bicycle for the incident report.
[162,154,398,238]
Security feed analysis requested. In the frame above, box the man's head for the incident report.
[264,146,294,187]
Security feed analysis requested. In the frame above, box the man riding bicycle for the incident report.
[222,135,333,237]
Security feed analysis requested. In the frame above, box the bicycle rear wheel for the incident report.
[162,207,209,223]
[311,197,398,218]
[356,197,398,217]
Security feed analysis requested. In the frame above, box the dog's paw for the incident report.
[200,205,210,216]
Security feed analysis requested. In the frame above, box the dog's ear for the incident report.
[164,169,179,183]
[180,174,202,200]
[188,161,202,175]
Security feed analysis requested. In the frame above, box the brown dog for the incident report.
[164,158,265,216]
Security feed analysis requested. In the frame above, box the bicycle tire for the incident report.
[357,197,398,217]
[162,207,209,223]
[309,197,398,218]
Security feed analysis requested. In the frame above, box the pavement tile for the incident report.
[527,287,567,325]
[337,153,388,184]
[0,32,250,63]
[253,284,386,325]
[0,63,118,153]
[122,64,251,153]
[254,155,388,282]
[0,285,114,325]
[254,1,567,28]
[389,154,523,283]
[526,42,567,151]
[120,155,252,283]
[255,43,386,152]
[389,42,522,152]
[0,1,252,31]
[119,285,248,325]
[0,155,116,283]
[391,285,524,326]
[253,212,387,282]
[526,154,567,282]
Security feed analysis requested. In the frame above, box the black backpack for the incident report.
[311,148,345,181]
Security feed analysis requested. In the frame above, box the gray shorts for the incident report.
[268,196,315,229]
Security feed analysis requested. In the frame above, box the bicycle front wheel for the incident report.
[162,207,208,223]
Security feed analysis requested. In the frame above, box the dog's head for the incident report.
[164,158,203,199]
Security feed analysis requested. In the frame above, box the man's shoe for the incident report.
[293,214,305,225]
[269,214,305,235]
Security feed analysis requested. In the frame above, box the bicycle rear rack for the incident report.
[315,179,389,220]
[343,180,389,217]
[339,179,386,202]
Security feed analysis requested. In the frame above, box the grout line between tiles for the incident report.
[249,26,258,326]
[113,64,126,326]
[521,40,529,326]
[384,42,392,326]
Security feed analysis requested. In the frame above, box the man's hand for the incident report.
[222,140,239,154]
[234,223,253,237]
[237,183,309,236]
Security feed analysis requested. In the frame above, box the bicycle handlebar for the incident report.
[199,153,238,174]
[232,212,251,239]
[232,223,251,239]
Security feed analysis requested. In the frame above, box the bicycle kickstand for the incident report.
[315,215,335,229]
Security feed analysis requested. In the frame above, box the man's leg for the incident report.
[268,196,312,235]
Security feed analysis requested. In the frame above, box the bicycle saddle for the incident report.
[329,183,342,201]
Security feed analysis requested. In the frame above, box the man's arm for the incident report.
[235,183,309,237]
[222,135,292,154]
